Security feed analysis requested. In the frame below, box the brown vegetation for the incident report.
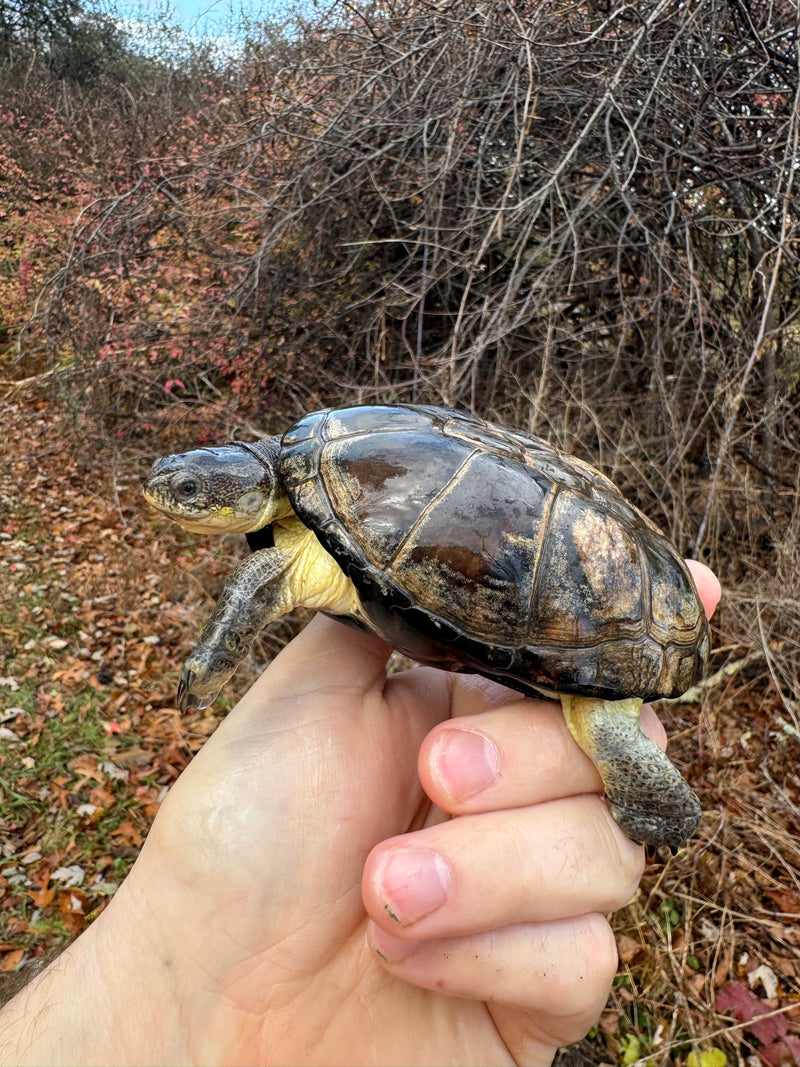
[2,0,800,1062]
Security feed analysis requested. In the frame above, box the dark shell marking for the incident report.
[280,405,709,701]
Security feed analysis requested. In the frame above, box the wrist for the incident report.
[0,860,194,1066]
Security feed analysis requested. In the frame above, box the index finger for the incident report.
[686,559,721,619]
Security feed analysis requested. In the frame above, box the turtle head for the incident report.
[144,438,290,534]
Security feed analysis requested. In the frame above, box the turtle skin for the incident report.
[279,404,710,704]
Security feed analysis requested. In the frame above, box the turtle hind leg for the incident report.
[560,695,701,853]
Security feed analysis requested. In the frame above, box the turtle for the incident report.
[144,403,709,851]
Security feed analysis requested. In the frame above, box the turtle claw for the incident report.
[607,792,701,853]
[177,665,221,712]
[177,669,195,713]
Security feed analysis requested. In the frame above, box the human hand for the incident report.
[0,561,720,1067]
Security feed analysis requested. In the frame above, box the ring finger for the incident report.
[368,911,619,1051]
[362,793,643,939]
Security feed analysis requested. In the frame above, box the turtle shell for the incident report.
[279,405,709,701]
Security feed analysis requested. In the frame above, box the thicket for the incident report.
[0,0,235,374]
[2,0,797,638]
[1,0,85,60]
[2,0,798,670]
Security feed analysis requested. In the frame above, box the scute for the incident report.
[320,431,470,569]
[279,405,708,702]
[530,490,645,645]
[388,449,548,645]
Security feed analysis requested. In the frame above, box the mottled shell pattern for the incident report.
[280,405,709,701]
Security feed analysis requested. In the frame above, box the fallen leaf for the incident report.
[56,888,86,915]
[109,820,144,847]
[749,964,780,999]
[763,888,800,914]
[687,1049,727,1067]
[759,1035,800,1067]
[27,868,54,908]
[68,754,103,781]
[51,865,85,888]
[717,983,789,1045]
[617,934,643,965]
[0,949,25,973]
[717,982,760,1021]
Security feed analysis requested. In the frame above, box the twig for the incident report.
[669,650,766,704]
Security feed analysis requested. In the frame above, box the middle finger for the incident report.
[362,793,643,940]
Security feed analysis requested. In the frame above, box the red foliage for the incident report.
[717,984,800,1066]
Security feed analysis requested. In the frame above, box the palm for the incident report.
[139,618,517,1063]
[0,568,720,1067]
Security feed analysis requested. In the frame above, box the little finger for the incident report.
[368,911,618,1048]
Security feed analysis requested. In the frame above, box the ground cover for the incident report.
[0,399,235,977]
[1,396,798,1064]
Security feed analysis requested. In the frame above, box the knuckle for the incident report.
[580,913,620,990]
[587,798,646,907]
[537,914,618,1020]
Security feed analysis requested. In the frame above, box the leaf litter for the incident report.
[0,399,245,987]
[1,399,799,1065]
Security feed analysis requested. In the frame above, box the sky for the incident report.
[131,0,302,33]
[111,0,308,55]
[170,0,256,32]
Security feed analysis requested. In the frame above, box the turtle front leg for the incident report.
[178,547,298,712]
[178,520,362,712]
[560,695,701,852]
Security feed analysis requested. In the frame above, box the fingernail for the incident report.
[430,728,500,800]
[374,848,452,926]
[369,924,419,963]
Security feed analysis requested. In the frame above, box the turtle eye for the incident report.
[173,475,200,499]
